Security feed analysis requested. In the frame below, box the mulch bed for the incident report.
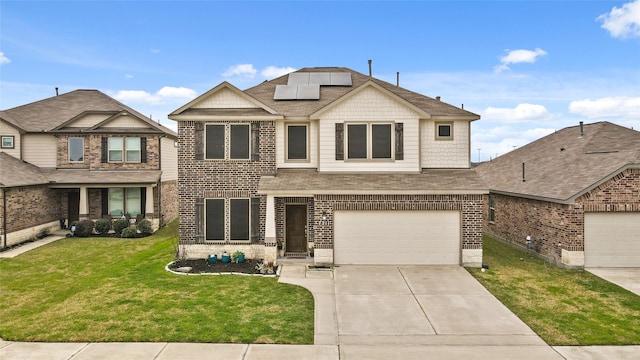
[168,259,276,275]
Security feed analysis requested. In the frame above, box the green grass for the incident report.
[0,221,314,344]
[468,235,640,346]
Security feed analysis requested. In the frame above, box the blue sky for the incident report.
[1,0,639,161]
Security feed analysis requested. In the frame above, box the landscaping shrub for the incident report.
[74,219,95,237]
[95,219,111,235]
[120,227,138,238]
[112,219,130,236]
[136,219,153,235]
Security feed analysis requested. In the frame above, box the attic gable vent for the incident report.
[274,72,352,100]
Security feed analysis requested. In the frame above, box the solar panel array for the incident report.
[274,72,352,100]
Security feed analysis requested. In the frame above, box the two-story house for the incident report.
[169,67,487,266]
[0,89,178,248]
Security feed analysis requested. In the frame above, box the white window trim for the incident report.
[68,137,84,163]
[125,137,141,163]
[285,123,310,163]
[108,137,124,162]
[108,137,141,163]
[345,122,394,161]
[436,122,454,141]
[1,135,15,149]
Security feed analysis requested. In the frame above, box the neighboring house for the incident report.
[169,67,487,266]
[476,121,640,268]
[0,90,178,248]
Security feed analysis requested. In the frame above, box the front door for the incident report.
[68,191,80,224]
[285,205,307,253]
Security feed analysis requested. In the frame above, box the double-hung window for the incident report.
[205,198,250,241]
[108,188,142,217]
[489,195,496,223]
[286,124,308,161]
[108,137,142,162]
[205,124,250,160]
[346,123,393,160]
[68,137,84,162]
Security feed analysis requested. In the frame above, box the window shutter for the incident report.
[335,123,344,160]
[101,137,108,163]
[140,137,147,163]
[251,122,260,161]
[251,197,260,243]
[194,122,204,160]
[140,187,147,215]
[101,189,108,216]
[395,123,404,160]
[195,197,204,243]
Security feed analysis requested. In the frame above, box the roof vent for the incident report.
[579,121,584,137]
[436,96,441,101]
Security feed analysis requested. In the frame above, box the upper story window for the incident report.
[286,124,308,161]
[103,136,146,163]
[205,124,250,160]
[1,135,15,149]
[68,137,84,162]
[346,123,393,160]
[436,122,453,141]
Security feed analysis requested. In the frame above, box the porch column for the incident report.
[79,186,89,220]
[264,195,277,263]
[145,185,155,218]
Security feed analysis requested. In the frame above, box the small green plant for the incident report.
[120,227,138,238]
[231,250,245,263]
[74,219,95,237]
[136,219,153,235]
[94,219,111,235]
[112,219,130,236]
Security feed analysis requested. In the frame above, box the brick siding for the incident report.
[1,185,63,235]
[57,134,161,170]
[161,180,179,224]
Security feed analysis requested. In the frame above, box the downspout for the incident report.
[158,135,164,226]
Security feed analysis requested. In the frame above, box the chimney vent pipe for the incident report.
[579,121,584,137]
[55,87,59,96]
[368,59,372,77]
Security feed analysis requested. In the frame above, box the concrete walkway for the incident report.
[1,243,639,359]
[587,268,640,296]
[0,229,69,259]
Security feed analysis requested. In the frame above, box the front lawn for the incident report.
[468,235,640,345]
[0,221,314,344]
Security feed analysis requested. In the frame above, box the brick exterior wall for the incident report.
[313,194,484,250]
[484,168,640,265]
[275,197,315,248]
[161,180,179,224]
[177,120,276,245]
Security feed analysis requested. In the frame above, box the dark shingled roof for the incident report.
[0,152,48,187]
[475,121,640,203]
[258,169,487,194]
[1,89,176,137]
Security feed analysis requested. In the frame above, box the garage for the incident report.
[584,212,640,268]
[333,210,461,265]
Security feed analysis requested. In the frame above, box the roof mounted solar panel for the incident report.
[296,84,320,100]
[288,72,310,85]
[330,72,352,86]
[274,85,298,100]
[309,72,331,85]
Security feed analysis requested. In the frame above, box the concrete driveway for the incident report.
[283,265,564,359]
[587,268,640,296]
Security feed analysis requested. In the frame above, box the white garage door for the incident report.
[334,210,460,265]
[585,212,640,268]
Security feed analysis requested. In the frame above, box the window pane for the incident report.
[206,199,224,240]
[372,124,392,159]
[347,124,367,159]
[230,199,249,240]
[230,125,250,159]
[2,136,14,148]
[206,125,225,159]
[69,138,84,162]
[287,125,307,160]
[438,124,451,137]
[126,188,141,216]
[108,188,124,216]
[109,137,123,161]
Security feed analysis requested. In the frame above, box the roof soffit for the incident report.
[310,80,431,120]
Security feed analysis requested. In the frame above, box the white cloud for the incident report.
[0,52,10,65]
[569,96,640,119]
[222,64,257,78]
[471,126,556,161]
[597,0,640,39]
[125,74,134,79]
[112,86,197,105]
[494,48,547,73]
[150,48,160,54]
[483,103,551,123]
[261,66,296,79]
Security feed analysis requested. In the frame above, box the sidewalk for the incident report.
[0,229,68,259]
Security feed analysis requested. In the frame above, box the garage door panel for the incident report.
[334,211,460,265]
[585,213,640,268]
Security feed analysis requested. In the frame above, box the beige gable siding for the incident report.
[67,113,108,128]
[160,136,178,181]
[276,120,318,168]
[421,120,470,168]
[22,134,57,167]
[1,120,21,158]
[318,87,421,173]
[193,88,257,108]
[101,115,151,128]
